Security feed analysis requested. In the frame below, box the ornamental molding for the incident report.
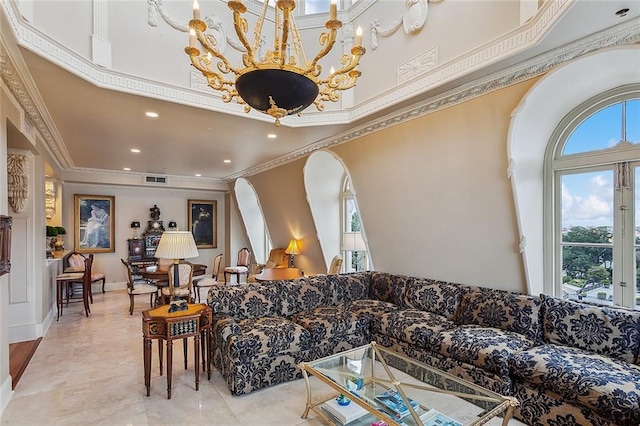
[371,0,442,50]
[7,153,29,213]
[398,47,438,84]
[0,0,639,180]
[225,18,640,180]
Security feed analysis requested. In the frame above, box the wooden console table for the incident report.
[254,267,303,282]
[142,303,212,399]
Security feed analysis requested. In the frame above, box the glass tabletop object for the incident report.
[300,342,517,426]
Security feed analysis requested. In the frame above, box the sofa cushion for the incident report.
[331,272,370,305]
[438,325,537,377]
[227,317,313,360]
[456,287,543,343]
[346,299,400,320]
[290,306,367,343]
[278,277,332,316]
[541,295,640,364]
[370,272,412,306]
[403,278,462,320]
[376,309,456,349]
[510,344,640,425]
[207,284,281,320]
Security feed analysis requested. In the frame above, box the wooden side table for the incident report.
[142,303,212,399]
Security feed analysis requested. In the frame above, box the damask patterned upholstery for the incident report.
[376,309,456,349]
[208,271,640,424]
[403,278,462,320]
[510,344,640,424]
[438,325,537,376]
[455,286,543,343]
[541,295,640,364]
[369,272,411,306]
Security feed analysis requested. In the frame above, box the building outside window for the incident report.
[341,177,367,272]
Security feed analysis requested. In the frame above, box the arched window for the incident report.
[548,88,639,308]
[234,178,271,264]
[304,150,369,272]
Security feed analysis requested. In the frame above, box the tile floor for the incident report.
[1,289,523,426]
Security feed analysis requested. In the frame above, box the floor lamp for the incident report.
[154,231,199,312]
[342,233,366,271]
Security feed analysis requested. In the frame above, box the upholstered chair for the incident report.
[193,253,223,302]
[161,262,194,305]
[224,248,251,284]
[247,248,289,282]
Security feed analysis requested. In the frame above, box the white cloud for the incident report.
[561,174,613,227]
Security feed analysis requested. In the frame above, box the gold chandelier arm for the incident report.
[318,46,365,87]
[185,47,238,103]
[305,22,341,76]
[227,1,256,67]
[278,0,296,67]
[252,0,270,54]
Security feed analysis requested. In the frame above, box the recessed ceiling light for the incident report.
[123,167,131,171]
[131,148,141,153]
[195,173,201,177]
[615,8,629,17]
[267,133,277,139]
[224,159,231,163]
[145,112,159,118]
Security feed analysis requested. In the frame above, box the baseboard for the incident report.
[103,281,127,292]
[0,374,13,416]
[8,324,38,344]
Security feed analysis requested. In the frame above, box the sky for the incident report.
[560,100,639,230]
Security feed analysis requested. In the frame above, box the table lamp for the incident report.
[285,239,301,268]
[130,221,141,239]
[154,231,199,312]
[341,233,367,271]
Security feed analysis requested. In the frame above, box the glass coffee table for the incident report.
[299,342,518,426]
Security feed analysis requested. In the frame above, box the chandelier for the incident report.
[185,0,365,126]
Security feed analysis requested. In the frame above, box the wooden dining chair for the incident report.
[224,248,251,284]
[160,262,194,305]
[55,256,92,320]
[65,251,106,303]
[193,253,223,302]
[121,259,158,315]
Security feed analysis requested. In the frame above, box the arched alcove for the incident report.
[234,178,270,264]
[507,46,640,295]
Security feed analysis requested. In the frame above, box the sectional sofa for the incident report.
[206,271,640,426]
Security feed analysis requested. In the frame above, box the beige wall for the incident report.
[247,79,539,292]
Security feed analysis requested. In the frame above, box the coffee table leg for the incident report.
[299,363,312,419]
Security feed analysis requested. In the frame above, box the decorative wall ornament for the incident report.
[371,0,442,50]
[397,47,437,84]
[147,0,248,55]
[7,154,29,213]
[519,235,527,253]
[45,180,56,219]
[506,159,515,180]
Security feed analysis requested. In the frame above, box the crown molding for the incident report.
[224,18,640,181]
[3,0,572,128]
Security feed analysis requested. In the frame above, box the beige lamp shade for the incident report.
[154,231,199,260]
[285,239,301,256]
[342,233,366,252]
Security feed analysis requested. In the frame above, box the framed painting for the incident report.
[74,194,115,253]
[0,216,12,276]
[188,200,217,248]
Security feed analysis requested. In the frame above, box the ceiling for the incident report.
[6,1,639,184]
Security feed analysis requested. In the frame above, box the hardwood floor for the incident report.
[9,338,42,389]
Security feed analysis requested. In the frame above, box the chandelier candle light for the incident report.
[185,0,365,126]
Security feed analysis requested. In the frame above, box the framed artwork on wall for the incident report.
[74,194,115,253]
[188,199,217,248]
[0,216,12,276]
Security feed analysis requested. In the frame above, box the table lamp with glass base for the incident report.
[154,230,199,313]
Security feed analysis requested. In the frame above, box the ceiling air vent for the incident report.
[144,175,168,185]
